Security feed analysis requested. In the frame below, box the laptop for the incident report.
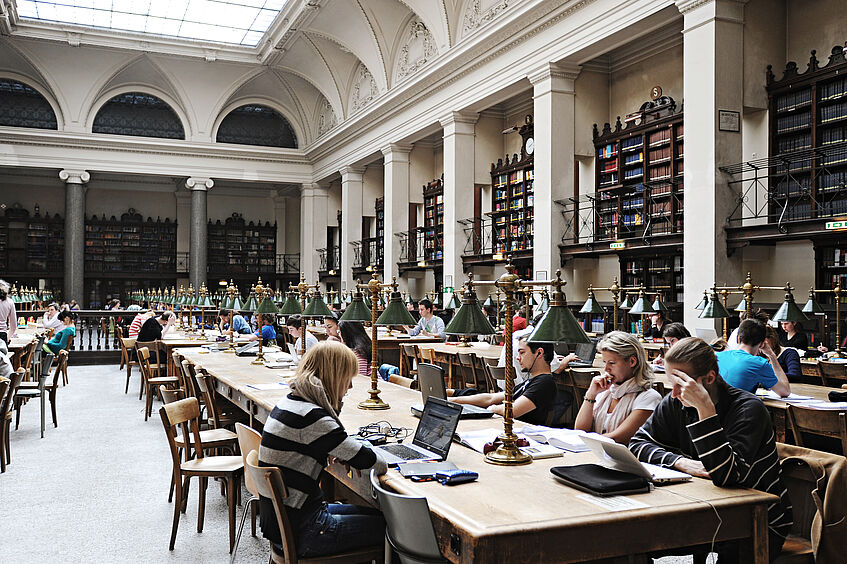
[374,397,462,466]
[694,327,719,343]
[235,341,258,356]
[286,343,301,365]
[411,363,494,419]
[581,435,692,484]
[568,341,598,368]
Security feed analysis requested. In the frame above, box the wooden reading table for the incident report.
[180,349,775,563]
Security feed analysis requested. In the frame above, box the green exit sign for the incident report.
[443,287,454,293]
[826,221,847,230]
[610,242,626,250]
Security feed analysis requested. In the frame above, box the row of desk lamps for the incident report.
[5,285,54,310]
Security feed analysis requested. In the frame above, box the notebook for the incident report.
[568,341,598,368]
[374,397,462,466]
[581,435,691,484]
[410,363,494,419]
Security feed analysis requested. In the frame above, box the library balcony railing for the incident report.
[397,228,442,270]
[352,238,383,271]
[276,253,300,274]
[459,216,494,257]
[721,141,847,247]
[317,246,340,277]
[176,252,189,274]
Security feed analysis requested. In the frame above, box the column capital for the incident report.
[676,0,746,27]
[338,166,366,182]
[381,143,413,165]
[439,110,479,129]
[301,182,329,198]
[185,177,214,191]
[59,169,90,184]
[528,62,581,89]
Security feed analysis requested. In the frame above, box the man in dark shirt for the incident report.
[137,311,174,361]
[452,337,572,426]
[629,337,791,560]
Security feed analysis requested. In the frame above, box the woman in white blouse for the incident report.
[574,331,661,444]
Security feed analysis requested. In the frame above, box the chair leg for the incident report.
[230,496,255,564]
[170,474,183,551]
[14,400,21,430]
[50,390,57,428]
[62,365,68,386]
[227,475,237,553]
[181,476,191,513]
[144,383,152,421]
[198,476,207,533]
[139,370,145,400]
[125,364,131,394]
[0,421,6,473]
[40,392,45,438]
[251,496,257,537]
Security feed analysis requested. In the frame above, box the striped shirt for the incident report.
[354,352,370,377]
[128,314,147,338]
[259,393,386,541]
[629,385,792,553]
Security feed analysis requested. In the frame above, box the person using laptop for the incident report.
[573,331,661,444]
[405,299,445,339]
[497,312,575,387]
[629,337,791,560]
[218,308,251,335]
[245,313,277,346]
[338,320,371,376]
[259,341,387,559]
[452,337,572,427]
[716,319,791,397]
[286,314,318,352]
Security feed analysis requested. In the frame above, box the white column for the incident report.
[441,111,478,298]
[339,167,365,291]
[678,0,745,330]
[273,193,287,286]
[529,62,579,280]
[382,143,412,286]
[300,183,329,281]
[59,169,89,305]
[185,177,214,291]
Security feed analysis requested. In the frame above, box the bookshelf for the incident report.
[767,45,847,222]
[0,206,64,292]
[490,118,534,256]
[207,213,276,276]
[620,254,683,303]
[593,96,684,241]
[423,177,444,261]
[85,210,176,275]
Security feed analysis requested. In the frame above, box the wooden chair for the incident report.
[194,367,247,429]
[119,329,138,394]
[16,350,67,435]
[816,360,847,388]
[399,344,419,379]
[651,381,670,397]
[138,346,179,421]
[457,352,493,392]
[418,347,436,364]
[231,423,262,564]
[135,340,166,388]
[180,360,207,419]
[61,334,74,385]
[568,368,601,409]
[159,397,243,552]
[244,450,384,564]
[485,365,504,394]
[786,404,847,454]
[0,369,23,472]
[13,352,55,437]
[0,379,9,471]
[18,340,37,381]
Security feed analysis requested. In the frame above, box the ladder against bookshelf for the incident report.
[490,117,534,256]
[423,177,444,261]
[767,45,847,222]
[207,212,276,276]
[593,96,684,242]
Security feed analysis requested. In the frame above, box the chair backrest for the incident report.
[30,336,45,379]
[0,379,8,415]
[159,397,204,464]
[194,368,222,428]
[0,369,24,422]
[136,346,152,380]
[456,353,480,390]
[236,423,263,497]
[485,365,505,392]
[651,381,670,397]
[19,340,36,374]
[419,347,436,363]
[171,351,185,389]
[36,352,55,389]
[135,340,162,362]
[399,344,419,376]
[180,360,203,404]
[370,470,444,563]
[245,450,298,564]
[787,405,847,454]
[159,385,183,404]
[817,361,847,387]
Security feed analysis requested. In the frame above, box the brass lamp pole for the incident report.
[295,274,320,356]
[185,284,196,334]
[223,281,239,353]
[588,277,623,331]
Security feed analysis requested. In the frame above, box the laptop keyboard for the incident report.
[382,444,426,460]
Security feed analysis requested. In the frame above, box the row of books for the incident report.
[821,77,847,101]
[623,167,643,180]
[648,146,672,162]
[819,171,847,192]
[821,124,847,145]
[621,137,642,151]
[774,89,812,113]
[598,143,617,159]
[776,111,812,134]
[647,129,671,147]
[820,101,847,124]
[776,132,812,154]
[623,152,643,166]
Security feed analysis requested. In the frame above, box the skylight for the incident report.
[15,0,287,47]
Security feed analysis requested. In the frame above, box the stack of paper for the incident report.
[454,428,563,459]
[519,425,592,452]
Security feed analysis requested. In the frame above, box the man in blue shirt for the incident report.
[219,308,251,334]
[405,299,445,339]
[716,319,790,397]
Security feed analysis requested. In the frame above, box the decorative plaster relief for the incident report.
[317,98,337,137]
[350,63,378,113]
[462,0,510,36]
[396,20,437,81]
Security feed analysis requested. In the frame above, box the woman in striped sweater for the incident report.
[259,340,387,558]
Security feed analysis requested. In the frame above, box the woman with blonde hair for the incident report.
[259,341,387,558]
[574,331,661,444]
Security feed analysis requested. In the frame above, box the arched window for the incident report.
[0,78,58,130]
[92,92,184,139]
[216,104,297,148]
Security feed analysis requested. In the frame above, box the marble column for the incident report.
[339,167,365,291]
[273,192,287,283]
[381,143,412,287]
[59,169,89,305]
[440,111,478,299]
[300,183,329,281]
[529,62,579,280]
[185,177,214,291]
[677,0,745,330]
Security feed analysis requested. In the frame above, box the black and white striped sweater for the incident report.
[259,393,386,541]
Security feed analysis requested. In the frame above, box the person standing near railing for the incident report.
[0,280,16,345]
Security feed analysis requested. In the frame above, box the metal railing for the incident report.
[276,253,300,274]
[176,252,189,273]
[459,217,493,257]
[398,227,442,264]
[352,238,383,269]
[317,247,340,273]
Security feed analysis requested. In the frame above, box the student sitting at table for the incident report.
[653,322,691,367]
[286,315,318,352]
[497,312,575,387]
[41,303,64,331]
[0,279,16,345]
[452,337,573,427]
[716,319,790,397]
[629,337,791,560]
[338,320,371,376]
[218,308,251,335]
[246,313,277,346]
[645,311,668,339]
[43,311,76,354]
[128,310,154,338]
[405,299,445,339]
[765,325,802,383]
[259,341,387,559]
[726,308,769,350]
[779,320,808,350]
[573,331,661,444]
[323,313,342,342]
[512,305,528,332]
[137,311,175,343]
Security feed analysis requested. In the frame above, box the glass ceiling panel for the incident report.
[15,0,287,47]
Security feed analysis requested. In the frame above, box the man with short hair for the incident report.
[286,315,318,353]
[41,303,63,331]
[218,308,251,334]
[717,319,790,397]
[137,311,175,343]
[405,299,445,339]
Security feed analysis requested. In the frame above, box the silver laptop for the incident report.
[411,363,494,419]
[286,343,301,365]
[568,341,598,368]
[581,435,692,484]
[235,341,258,356]
[375,397,462,466]
[694,327,719,343]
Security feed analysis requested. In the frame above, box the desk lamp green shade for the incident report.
[231,294,245,311]
[619,293,632,309]
[244,292,258,312]
[197,294,214,308]
[772,286,808,323]
[445,290,495,336]
[695,291,708,311]
[699,293,730,319]
[579,290,604,315]
[279,292,302,315]
[528,301,590,344]
[733,298,747,312]
[483,295,494,307]
[340,290,372,321]
[405,292,414,305]
[255,294,280,315]
[651,295,669,312]
[376,292,416,326]
[538,292,549,313]
[628,291,654,315]
[303,291,333,317]
[446,293,462,309]
[802,289,824,315]
[332,292,342,307]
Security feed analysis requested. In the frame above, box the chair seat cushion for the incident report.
[181,455,243,473]
[176,428,237,446]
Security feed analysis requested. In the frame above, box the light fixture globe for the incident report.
[619,292,632,310]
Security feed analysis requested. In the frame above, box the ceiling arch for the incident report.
[85,86,192,139]
[276,34,344,120]
[301,31,363,118]
[0,39,68,128]
[394,0,451,50]
[212,98,304,149]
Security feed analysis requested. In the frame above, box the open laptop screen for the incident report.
[413,397,461,459]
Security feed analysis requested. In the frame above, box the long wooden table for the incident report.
[181,349,774,563]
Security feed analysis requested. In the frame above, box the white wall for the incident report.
[609,45,683,123]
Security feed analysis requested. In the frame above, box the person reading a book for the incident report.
[629,337,791,560]
[218,308,251,335]
[451,337,572,427]
[573,331,661,444]
[247,313,277,346]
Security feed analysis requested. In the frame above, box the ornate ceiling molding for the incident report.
[395,20,438,83]
[462,0,511,38]
[349,63,379,114]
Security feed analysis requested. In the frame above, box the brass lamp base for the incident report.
[454,336,472,347]
[223,347,236,353]
[484,442,532,466]
[358,391,390,410]
[251,352,266,365]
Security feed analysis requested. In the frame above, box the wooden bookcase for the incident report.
[0,205,64,290]
[593,96,684,241]
[620,254,684,303]
[491,119,534,255]
[84,211,176,274]
[767,45,847,222]
[207,213,276,276]
[423,177,444,261]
